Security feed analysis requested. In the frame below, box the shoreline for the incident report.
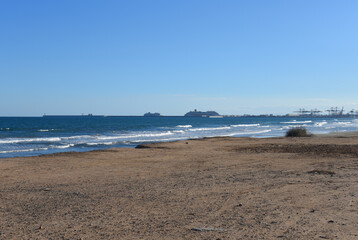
[1,132,358,238]
[2,130,358,160]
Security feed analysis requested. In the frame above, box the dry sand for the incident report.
[1,133,358,239]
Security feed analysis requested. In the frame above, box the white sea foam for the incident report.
[335,121,352,125]
[314,121,327,127]
[231,124,260,127]
[176,125,192,128]
[86,143,99,146]
[0,137,62,144]
[287,124,308,128]
[38,129,56,132]
[86,142,115,146]
[62,135,93,140]
[97,131,174,140]
[49,144,75,149]
[172,130,185,133]
[281,120,312,124]
[188,126,231,132]
[0,147,48,154]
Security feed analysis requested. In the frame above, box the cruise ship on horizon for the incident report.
[184,109,221,117]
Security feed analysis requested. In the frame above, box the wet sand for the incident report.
[1,133,358,239]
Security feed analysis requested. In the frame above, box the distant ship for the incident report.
[144,112,162,117]
[184,109,221,117]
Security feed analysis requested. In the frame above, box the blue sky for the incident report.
[1,0,357,116]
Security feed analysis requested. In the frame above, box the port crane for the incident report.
[294,108,310,115]
[310,109,322,115]
[294,108,322,116]
[326,107,344,116]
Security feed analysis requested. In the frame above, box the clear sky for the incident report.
[1,0,357,116]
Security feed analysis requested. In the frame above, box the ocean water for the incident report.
[1,116,358,158]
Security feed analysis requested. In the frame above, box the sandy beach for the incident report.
[1,133,358,239]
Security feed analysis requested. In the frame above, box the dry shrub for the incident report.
[285,127,311,137]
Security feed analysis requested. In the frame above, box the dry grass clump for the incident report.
[285,127,311,137]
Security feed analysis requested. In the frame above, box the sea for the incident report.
[1,116,358,158]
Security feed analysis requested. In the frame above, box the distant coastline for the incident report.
[43,114,105,118]
[39,106,358,118]
[41,114,358,118]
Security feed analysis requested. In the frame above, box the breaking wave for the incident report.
[2,116,358,158]
[188,126,231,132]
[281,120,312,124]
[231,124,260,127]
[85,142,116,146]
[0,137,62,144]
[49,144,75,149]
[314,121,327,127]
[176,125,192,128]
[0,147,48,154]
